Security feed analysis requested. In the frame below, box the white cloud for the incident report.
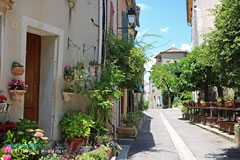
[181,43,191,51]
[137,3,150,10]
[160,27,169,33]
[144,56,156,82]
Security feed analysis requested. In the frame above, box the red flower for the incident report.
[0,133,2,136]
[81,64,84,69]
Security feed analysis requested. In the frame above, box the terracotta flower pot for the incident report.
[224,101,234,107]
[217,102,223,107]
[66,138,83,151]
[201,103,207,107]
[62,92,74,102]
[12,67,24,76]
[8,90,26,101]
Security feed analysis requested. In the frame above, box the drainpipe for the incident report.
[98,0,103,65]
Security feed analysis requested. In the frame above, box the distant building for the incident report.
[149,47,187,109]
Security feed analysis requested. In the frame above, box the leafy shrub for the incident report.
[121,111,143,125]
[76,146,108,160]
[181,106,188,114]
[12,61,23,67]
[59,110,94,140]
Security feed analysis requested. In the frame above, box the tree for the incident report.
[151,63,175,108]
[204,0,240,89]
[170,46,216,101]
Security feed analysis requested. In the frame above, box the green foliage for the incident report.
[106,32,148,89]
[217,97,223,102]
[39,154,61,160]
[12,61,23,67]
[179,92,193,104]
[151,63,176,91]
[172,97,181,108]
[86,62,125,136]
[224,95,234,101]
[0,119,49,160]
[121,111,143,125]
[203,0,240,88]
[181,106,188,114]
[59,110,94,140]
[76,146,108,160]
[138,96,149,110]
[63,85,75,93]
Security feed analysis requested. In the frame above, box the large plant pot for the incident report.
[12,67,24,76]
[117,127,138,138]
[62,92,74,102]
[66,138,83,151]
[8,90,26,101]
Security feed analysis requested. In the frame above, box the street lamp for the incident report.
[127,8,136,26]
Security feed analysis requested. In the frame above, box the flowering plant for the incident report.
[8,80,28,90]
[64,65,73,75]
[95,135,113,146]
[0,91,7,103]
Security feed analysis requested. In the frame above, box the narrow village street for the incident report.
[127,109,240,160]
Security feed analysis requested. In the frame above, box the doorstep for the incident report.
[192,121,235,143]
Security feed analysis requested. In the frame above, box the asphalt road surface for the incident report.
[128,109,240,160]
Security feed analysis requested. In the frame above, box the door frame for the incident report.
[20,16,64,139]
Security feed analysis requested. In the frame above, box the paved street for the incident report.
[127,109,240,160]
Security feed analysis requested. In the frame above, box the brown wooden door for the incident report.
[24,33,41,122]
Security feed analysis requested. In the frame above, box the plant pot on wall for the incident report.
[12,61,24,76]
[8,90,26,101]
[12,67,24,76]
[62,92,74,102]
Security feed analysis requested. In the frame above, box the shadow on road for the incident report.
[127,115,155,158]
[204,146,240,160]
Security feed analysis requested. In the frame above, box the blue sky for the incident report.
[137,0,192,82]
[136,0,192,57]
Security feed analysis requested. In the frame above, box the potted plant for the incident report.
[81,137,92,153]
[11,61,24,76]
[217,97,223,107]
[200,100,206,107]
[62,85,75,102]
[224,95,234,107]
[181,106,188,119]
[59,110,94,151]
[89,61,101,77]
[64,65,74,82]
[8,80,28,101]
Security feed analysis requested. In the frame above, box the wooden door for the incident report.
[24,33,41,122]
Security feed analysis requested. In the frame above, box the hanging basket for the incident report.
[8,90,26,101]
[62,92,74,102]
[12,67,24,76]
